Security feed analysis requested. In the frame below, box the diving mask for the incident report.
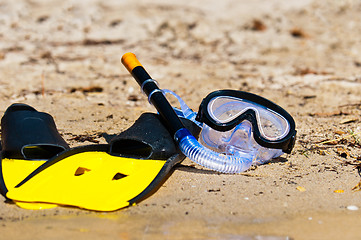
[164,89,296,166]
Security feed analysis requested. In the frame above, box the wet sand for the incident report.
[1,0,361,239]
[2,211,361,239]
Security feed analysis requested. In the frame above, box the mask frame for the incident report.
[195,90,296,153]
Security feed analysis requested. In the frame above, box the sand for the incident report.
[1,0,361,239]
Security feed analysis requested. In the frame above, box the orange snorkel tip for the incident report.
[121,52,142,73]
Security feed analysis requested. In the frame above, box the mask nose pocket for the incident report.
[224,121,255,155]
[200,121,256,157]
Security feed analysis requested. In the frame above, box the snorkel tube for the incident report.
[121,53,255,173]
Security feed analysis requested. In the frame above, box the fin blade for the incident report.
[7,152,166,211]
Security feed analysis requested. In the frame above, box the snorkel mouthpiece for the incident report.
[121,52,268,173]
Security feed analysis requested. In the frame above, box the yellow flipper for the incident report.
[7,151,166,211]
[1,105,194,212]
[1,159,57,209]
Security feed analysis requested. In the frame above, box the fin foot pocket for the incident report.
[1,103,69,160]
[109,113,201,160]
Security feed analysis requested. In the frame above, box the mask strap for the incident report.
[162,89,201,127]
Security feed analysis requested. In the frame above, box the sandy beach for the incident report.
[1,0,361,239]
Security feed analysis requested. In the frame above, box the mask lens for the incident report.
[207,96,290,140]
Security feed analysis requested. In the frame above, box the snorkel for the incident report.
[121,53,260,173]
